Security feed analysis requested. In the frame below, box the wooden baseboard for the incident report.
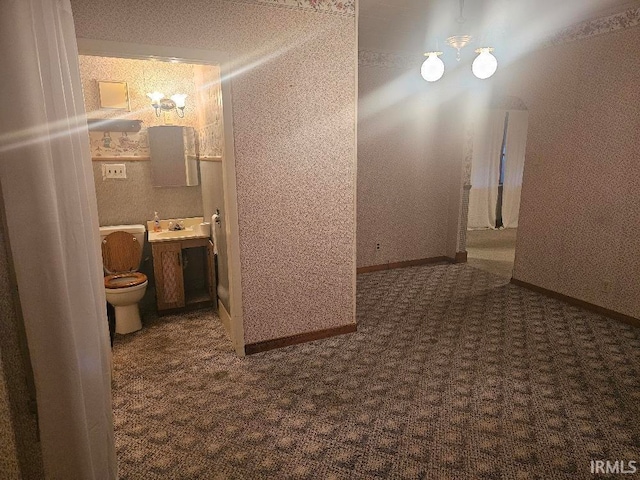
[453,251,468,263]
[510,278,640,328]
[157,300,213,317]
[357,256,450,274]
[245,323,357,355]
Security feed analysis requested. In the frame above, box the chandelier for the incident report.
[421,0,498,82]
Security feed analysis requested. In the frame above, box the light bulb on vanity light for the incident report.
[147,91,165,104]
[472,48,498,80]
[421,51,445,82]
[170,94,187,108]
[147,92,165,116]
[170,94,187,118]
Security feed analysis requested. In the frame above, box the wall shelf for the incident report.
[87,118,143,132]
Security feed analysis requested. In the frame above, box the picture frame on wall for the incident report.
[98,81,130,111]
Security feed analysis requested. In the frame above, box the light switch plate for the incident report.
[102,163,126,179]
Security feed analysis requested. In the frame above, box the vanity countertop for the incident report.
[147,229,210,243]
[146,216,209,243]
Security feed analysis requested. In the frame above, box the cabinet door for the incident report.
[206,240,218,307]
[152,242,185,310]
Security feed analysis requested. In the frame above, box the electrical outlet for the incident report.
[102,163,126,179]
[602,280,612,294]
[376,242,381,251]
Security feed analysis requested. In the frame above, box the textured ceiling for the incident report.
[359,0,640,53]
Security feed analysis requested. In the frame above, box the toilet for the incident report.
[99,225,148,334]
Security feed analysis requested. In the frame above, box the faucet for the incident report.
[168,220,185,231]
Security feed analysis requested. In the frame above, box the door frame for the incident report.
[77,39,245,355]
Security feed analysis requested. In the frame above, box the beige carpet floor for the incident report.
[112,263,640,479]
[466,229,518,278]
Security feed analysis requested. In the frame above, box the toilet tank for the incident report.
[99,224,146,247]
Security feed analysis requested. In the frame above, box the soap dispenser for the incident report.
[153,211,161,232]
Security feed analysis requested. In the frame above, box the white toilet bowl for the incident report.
[105,277,148,334]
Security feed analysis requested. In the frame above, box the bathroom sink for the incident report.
[146,216,208,243]
[157,228,194,237]
[148,228,208,242]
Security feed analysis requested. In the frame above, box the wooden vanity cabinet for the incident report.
[152,237,216,313]
[152,241,185,310]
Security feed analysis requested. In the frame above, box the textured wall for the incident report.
[80,56,206,228]
[0,353,20,479]
[0,200,44,479]
[79,56,201,159]
[193,65,224,158]
[357,64,451,268]
[501,25,640,319]
[71,0,357,344]
[80,56,223,161]
[91,161,203,227]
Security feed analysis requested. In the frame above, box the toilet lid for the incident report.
[101,231,142,274]
[104,272,148,289]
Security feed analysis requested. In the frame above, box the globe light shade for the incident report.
[147,91,165,103]
[170,93,188,109]
[472,48,498,80]
[421,52,445,82]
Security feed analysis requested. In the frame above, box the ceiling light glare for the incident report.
[472,48,498,80]
[421,51,445,82]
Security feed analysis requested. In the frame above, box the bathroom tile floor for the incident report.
[112,263,640,479]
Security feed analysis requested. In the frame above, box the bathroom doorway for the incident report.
[77,40,245,355]
[465,98,529,279]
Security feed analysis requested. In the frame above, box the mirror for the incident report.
[98,81,130,111]
[148,126,199,187]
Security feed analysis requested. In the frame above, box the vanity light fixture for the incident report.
[147,91,187,118]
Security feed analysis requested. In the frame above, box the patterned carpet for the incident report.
[112,264,640,479]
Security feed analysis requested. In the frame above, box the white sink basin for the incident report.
[156,228,194,237]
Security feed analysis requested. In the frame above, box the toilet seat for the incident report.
[104,272,148,289]
[101,231,142,274]
[102,231,146,289]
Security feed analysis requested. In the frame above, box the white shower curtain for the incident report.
[467,110,506,229]
[502,110,529,228]
[0,1,116,478]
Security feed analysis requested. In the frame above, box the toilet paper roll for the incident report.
[211,214,220,255]
[198,222,211,236]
